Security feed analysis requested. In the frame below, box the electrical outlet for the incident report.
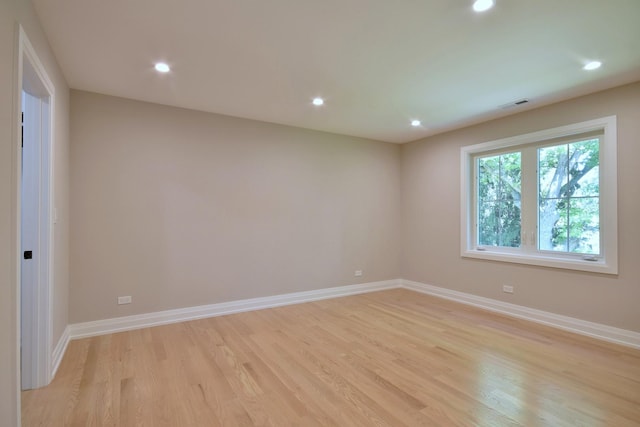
[118,296,132,305]
[354,270,363,277]
[502,285,514,294]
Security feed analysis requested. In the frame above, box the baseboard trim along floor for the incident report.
[67,279,400,340]
[401,279,640,350]
[51,277,640,379]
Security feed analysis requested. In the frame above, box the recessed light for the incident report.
[473,0,495,12]
[312,97,324,106]
[583,61,602,71]
[154,62,170,73]
[411,120,421,127]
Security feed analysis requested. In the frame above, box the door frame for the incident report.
[14,24,55,390]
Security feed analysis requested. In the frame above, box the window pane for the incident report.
[497,201,521,247]
[539,198,568,252]
[568,197,600,254]
[569,139,599,197]
[477,153,521,247]
[478,156,500,201]
[478,201,498,246]
[499,152,522,200]
[538,139,600,255]
[478,201,521,248]
[539,144,569,199]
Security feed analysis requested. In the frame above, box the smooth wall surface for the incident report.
[70,91,401,323]
[0,1,18,421]
[0,0,70,423]
[401,82,640,332]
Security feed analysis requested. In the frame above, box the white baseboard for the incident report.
[50,325,70,379]
[61,277,639,356]
[401,279,640,349]
[68,279,400,340]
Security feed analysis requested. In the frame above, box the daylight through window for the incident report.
[461,116,617,274]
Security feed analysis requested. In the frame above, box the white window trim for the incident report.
[460,116,618,274]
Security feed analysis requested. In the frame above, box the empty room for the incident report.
[2,0,640,425]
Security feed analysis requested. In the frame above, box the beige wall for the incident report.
[0,0,70,424]
[69,91,401,323]
[0,1,18,421]
[70,84,640,331]
[401,82,640,332]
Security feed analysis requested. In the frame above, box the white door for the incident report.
[21,90,42,390]
[18,26,54,391]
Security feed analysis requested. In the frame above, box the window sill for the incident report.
[461,248,618,275]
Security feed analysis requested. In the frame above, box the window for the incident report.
[477,151,521,248]
[461,116,617,274]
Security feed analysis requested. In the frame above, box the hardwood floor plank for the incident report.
[22,289,640,426]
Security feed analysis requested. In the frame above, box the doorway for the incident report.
[18,26,54,390]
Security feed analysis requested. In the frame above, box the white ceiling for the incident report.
[32,0,640,143]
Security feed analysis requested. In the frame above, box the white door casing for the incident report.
[18,25,54,390]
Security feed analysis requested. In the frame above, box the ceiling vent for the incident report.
[499,99,530,109]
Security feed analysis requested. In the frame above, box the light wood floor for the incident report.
[22,289,640,426]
